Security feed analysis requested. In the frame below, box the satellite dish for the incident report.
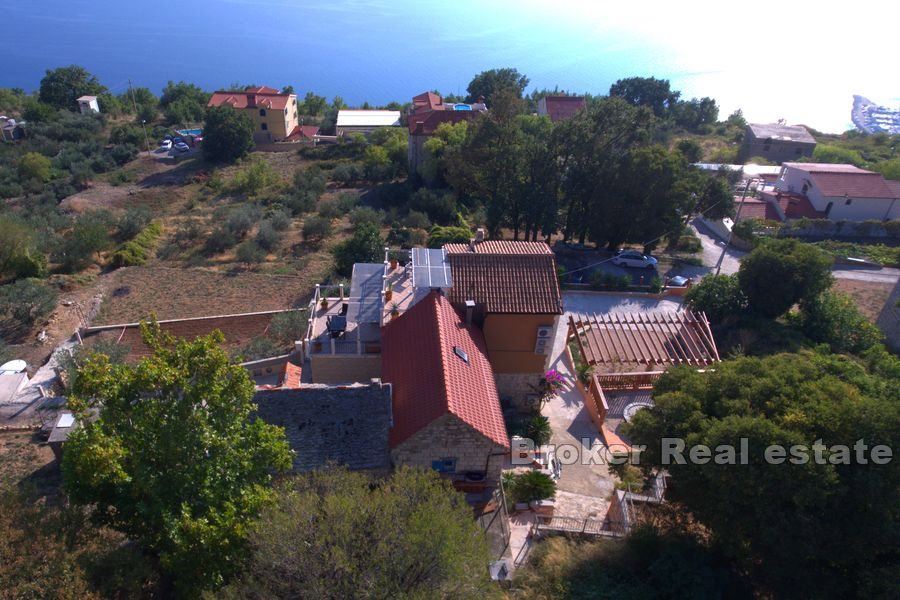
[0,359,27,374]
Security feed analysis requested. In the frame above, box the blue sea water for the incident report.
[0,1,896,133]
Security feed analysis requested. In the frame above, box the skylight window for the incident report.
[453,346,469,364]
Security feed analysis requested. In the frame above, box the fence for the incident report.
[593,371,664,390]
[534,514,624,538]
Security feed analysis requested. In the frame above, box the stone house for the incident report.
[444,238,563,411]
[207,86,299,143]
[381,291,509,485]
[406,91,487,175]
[253,381,392,472]
[739,123,816,164]
[537,95,586,122]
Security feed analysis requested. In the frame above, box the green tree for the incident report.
[221,467,498,599]
[301,215,333,244]
[427,225,472,248]
[62,322,292,594]
[795,290,883,354]
[38,65,106,110]
[609,76,680,118]
[671,97,718,132]
[873,157,900,180]
[203,106,255,163]
[685,274,748,325]
[0,278,57,329]
[809,144,866,166]
[61,213,114,272]
[466,67,529,104]
[17,152,52,183]
[299,91,328,116]
[0,216,35,276]
[675,138,704,163]
[738,239,833,318]
[625,351,900,598]
[333,222,383,276]
[160,81,210,125]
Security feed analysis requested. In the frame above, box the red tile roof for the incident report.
[760,190,825,219]
[411,91,444,114]
[208,87,293,111]
[382,292,508,449]
[445,241,563,314]
[737,197,782,222]
[408,109,480,135]
[286,124,320,140]
[540,96,586,122]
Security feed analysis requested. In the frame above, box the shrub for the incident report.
[225,205,260,239]
[336,192,359,213]
[236,240,266,264]
[233,335,280,361]
[317,198,342,219]
[795,290,883,354]
[0,278,58,330]
[330,162,364,184]
[403,210,431,230]
[203,227,238,254]
[269,310,307,346]
[333,223,383,277]
[229,158,280,195]
[111,222,162,267]
[269,209,291,231]
[283,191,317,216]
[427,225,471,248]
[292,165,326,197]
[348,206,382,228]
[410,189,457,225]
[254,220,281,252]
[525,416,551,446]
[506,471,556,504]
[684,274,747,324]
[302,215,333,243]
[116,207,152,241]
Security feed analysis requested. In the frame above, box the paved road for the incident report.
[689,218,899,286]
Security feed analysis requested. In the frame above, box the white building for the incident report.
[336,110,401,136]
[775,163,900,221]
[77,95,100,114]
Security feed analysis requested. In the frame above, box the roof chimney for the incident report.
[475,228,485,243]
[415,121,424,134]
[465,300,476,326]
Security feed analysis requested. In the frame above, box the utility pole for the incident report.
[714,177,753,276]
[141,120,151,156]
[127,78,138,114]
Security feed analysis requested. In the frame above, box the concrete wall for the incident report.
[391,413,507,483]
[741,133,814,164]
[821,195,899,221]
[311,354,381,384]
[483,313,558,374]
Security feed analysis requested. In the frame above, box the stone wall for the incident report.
[391,413,507,483]
[494,372,542,413]
[254,381,392,472]
[310,354,381,384]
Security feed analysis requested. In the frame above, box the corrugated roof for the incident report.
[382,292,509,449]
[748,123,816,144]
[444,241,562,314]
[336,110,401,128]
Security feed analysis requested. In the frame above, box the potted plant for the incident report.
[320,296,329,310]
[384,281,393,302]
[390,303,400,319]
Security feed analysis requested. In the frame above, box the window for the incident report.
[259,109,266,116]
[431,458,457,473]
[453,346,469,364]
[284,108,288,115]
[261,123,268,131]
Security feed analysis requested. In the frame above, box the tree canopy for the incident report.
[202,106,256,163]
[737,238,833,318]
[625,350,900,598]
[221,467,498,599]
[38,65,106,111]
[466,67,530,104]
[333,222,384,276]
[62,321,292,594]
[609,76,680,118]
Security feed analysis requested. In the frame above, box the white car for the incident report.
[613,250,658,269]
[174,141,190,153]
[158,139,172,150]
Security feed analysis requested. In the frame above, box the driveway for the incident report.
[538,291,685,518]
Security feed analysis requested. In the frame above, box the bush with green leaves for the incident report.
[225,205,260,239]
[427,225,472,248]
[254,220,281,252]
[348,206,382,228]
[292,165,327,198]
[333,222,383,277]
[505,471,556,504]
[115,207,152,241]
[229,158,281,195]
[302,215,333,244]
[794,290,883,354]
[268,310,307,346]
[110,222,162,267]
[685,274,748,324]
[268,209,291,231]
[236,240,266,264]
[59,212,114,272]
[525,415,551,446]
[202,105,255,163]
[330,162,364,184]
[0,278,57,337]
[410,188,458,225]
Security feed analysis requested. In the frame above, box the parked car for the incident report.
[613,250,658,269]
[174,141,190,153]
[159,139,172,150]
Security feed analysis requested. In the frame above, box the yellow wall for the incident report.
[245,94,298,140]
[483,314,557,373]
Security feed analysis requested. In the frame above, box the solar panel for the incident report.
[346,263,384,323]
[412,248,452,289]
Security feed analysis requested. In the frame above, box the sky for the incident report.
[0,0,897,132]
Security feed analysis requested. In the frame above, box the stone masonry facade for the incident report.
[494,372,542,413]
[391,413,507,483]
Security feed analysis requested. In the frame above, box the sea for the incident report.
[1,0,898,134]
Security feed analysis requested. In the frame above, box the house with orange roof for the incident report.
[382,291,509,486]
[407,91,487,175]
[444,234,563,411]
[207,86,299,142]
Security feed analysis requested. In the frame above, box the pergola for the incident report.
[569,311,720,371]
